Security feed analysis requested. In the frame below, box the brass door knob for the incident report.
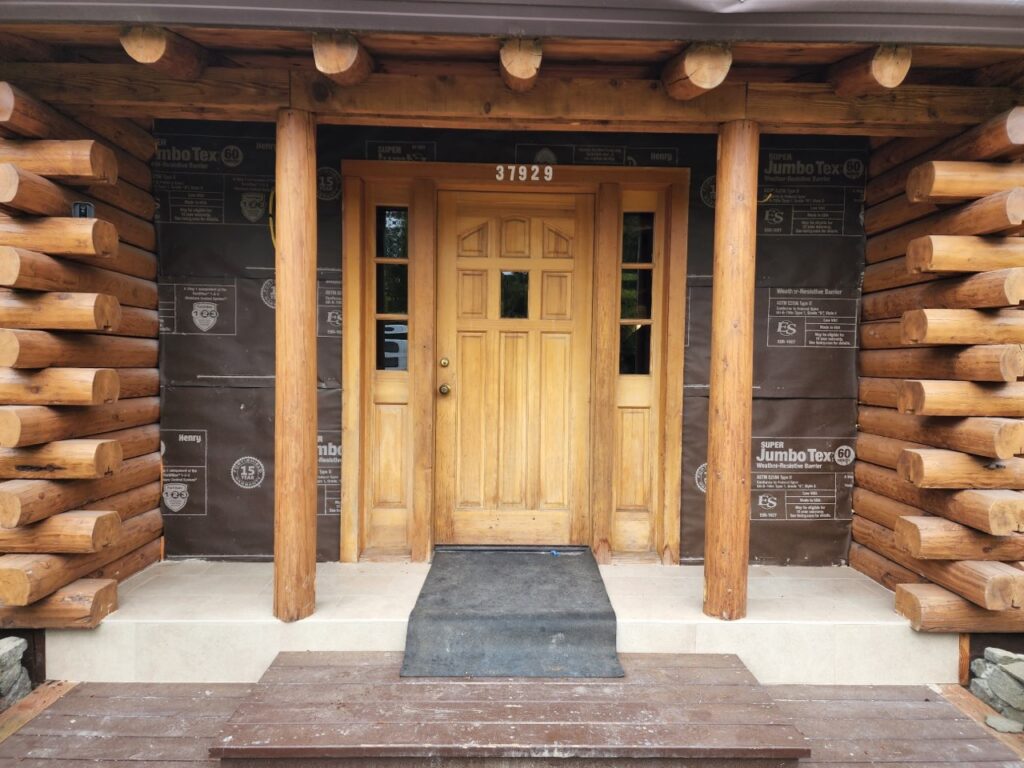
[438,384,451,395]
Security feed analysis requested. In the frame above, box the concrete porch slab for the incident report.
[45,562,959,686]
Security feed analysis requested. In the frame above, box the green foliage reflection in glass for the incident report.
[500,271,529,318]
[620,324,651,375]
[622,212,654,264]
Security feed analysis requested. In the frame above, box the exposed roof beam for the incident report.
[119,26,207,80]
[499,38,543,93]
[311,32,373,87]
[828,44,912,97]
[661,43,732,101]
[0,31,58,64]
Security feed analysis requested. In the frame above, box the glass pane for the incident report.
[376,264,408,314]
[500,271,529,318]
[376,320,408,371]
[622,212,654,264]
[376,207,408,259]
[620,268,653,320]
[619,324,651,374]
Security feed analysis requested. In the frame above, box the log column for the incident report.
[273,109,318,622]
[704,119,760,621]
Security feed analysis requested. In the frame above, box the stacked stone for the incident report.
[0,636,29,709]
[971,647,1024,733]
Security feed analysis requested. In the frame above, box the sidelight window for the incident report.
[374,206,409,370]
[618,212,654,374]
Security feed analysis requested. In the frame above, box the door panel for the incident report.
[435,191,593,545]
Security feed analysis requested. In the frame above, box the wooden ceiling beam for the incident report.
[499,38,543,92]
[311,32,373,87]
[661,43,732,101]
[828,44,913,97]
[119,26,208,80]
[0,32,58,64]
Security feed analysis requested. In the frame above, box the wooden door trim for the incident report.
[340,160,689,563]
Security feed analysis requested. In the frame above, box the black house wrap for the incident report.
[154,120,865,564]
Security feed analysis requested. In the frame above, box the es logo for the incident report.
[191,301,219,332]
[775,320,798,337]
[757,494,778,511]
[325,309,341,328]
[162,482,189,512]
[231,456,265,489]
[763,208,784,225]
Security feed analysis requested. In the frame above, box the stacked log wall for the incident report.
[0,83,162,629]
[855,106,1024,633]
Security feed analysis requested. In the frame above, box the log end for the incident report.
[92,219,119,259]
[93,440,124,477]
[88,510,122,550]
[0,328,20,368]
[871,44,913,90]
[0,561,33,606]
[893,515,924,557]
[662,42,732,101]
[94,294,122,333]
[905,163,936,205]
[92,369,120,405]
[499,38,543,93]
[895,447,926,485]
[899,309,929,345]
[311,31,373,87]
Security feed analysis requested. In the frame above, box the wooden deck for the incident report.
[0,653,1020,767]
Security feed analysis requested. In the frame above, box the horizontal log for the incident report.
[81,480,161,523]
[828,44,912,98]
[856,431,927,469]
[848,541,926,592]
[107,306,158,339]
[868,134,949,178]
[99,424,159,460]
[896,515,1024,561]
[110,243,157,281]
[0,165,154,249]
[0,330,157,369]
[902,308,1024,345]
[0,139,117,185]
[866,189,1024,264]
[86,178,156,220]
[854,461,1024,535]
[662,42,732,101]
[852,515,1024,610]
[907,161,1024,203]
[0,396,159,450]
[116,369,158,398]
[896,582,1024,633]
[0,510,120,554]
[121,26,208,81]
[0,290,120,332]
[87,536,160,582]
[312,31,374,88]
[0,248,157,308]
[863,256,939,293]
[898,379,1024,417]
[0,82,151,189]
[858,405,1024,459]
[0,452,160,528]
[907,235,1024,274]
[859,377,899,407]
[899,447,1024,489]
[864,193,940,236]
[857,346,1024,383]
[866,107,1024,206]
[0,508,161,605]
[0,577,117,629]
[0,217,118,261]
[0,368,119,406]
[861,269,1024,321]
[853,486,923,530]
[63,110,156,162]
[0,438,122,480]
[859,320,922,350]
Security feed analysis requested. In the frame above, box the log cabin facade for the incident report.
[0,1,1021,683]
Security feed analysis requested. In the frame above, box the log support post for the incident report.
[704,119,760,621]
[273,109,318,622]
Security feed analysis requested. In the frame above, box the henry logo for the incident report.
[834,444,856,467]
[240,192,267,223]
[231,456,265,489]
[317,167,342,201]
[260,279,276,309]
[191,301,219,332]
[699,176,716,208]
[757,493,778,511]
[695,462,708,494]
[162,482,190,512]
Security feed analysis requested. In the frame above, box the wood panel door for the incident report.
[434,191,594,545]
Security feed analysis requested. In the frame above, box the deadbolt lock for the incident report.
[438,384,451,395]
[439,357,450,367]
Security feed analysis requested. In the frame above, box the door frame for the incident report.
[341,161,690,564]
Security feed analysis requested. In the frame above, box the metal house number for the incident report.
[495,164,554,182]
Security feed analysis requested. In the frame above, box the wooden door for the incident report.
[435,191,594,545]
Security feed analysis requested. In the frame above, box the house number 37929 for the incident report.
[495,164,554,182]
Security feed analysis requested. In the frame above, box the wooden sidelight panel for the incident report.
[434,191,594,545]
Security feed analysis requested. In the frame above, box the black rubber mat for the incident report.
[400,546,624,678]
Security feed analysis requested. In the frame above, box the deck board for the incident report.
[0,655,1018,766]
